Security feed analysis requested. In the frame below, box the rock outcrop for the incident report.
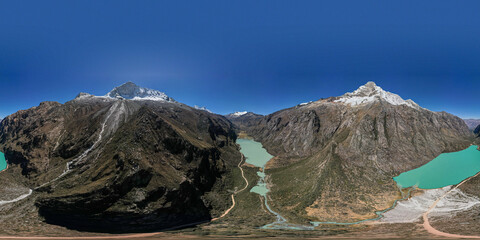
[474,124,480,136]
[464,119,480,130]
[225,112,263,133]
[0,83,239,232]
[243,82,473,222]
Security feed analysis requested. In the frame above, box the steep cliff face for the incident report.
[0,83,239,232]
[474,124,480,135]
[474,125,480,146]
[246,82,473,222]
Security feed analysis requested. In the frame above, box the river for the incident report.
[237,138,314,230]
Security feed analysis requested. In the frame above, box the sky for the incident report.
[1,0,480,119]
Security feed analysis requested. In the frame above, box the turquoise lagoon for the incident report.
[237,138,313,230]
[0,152,6,171]
[236,138,273,196]
[236,138,273,168]
[393,145,480,189]
[236,139,480,228]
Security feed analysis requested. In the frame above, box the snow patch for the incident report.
[232,111,247,116]
[335,81,423,110]
[74,82,176,103]
[105,82,175,102]
[74,92,113,102]
[299,101,313,106]
[194,105,212,113]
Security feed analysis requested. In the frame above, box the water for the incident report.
[393,145,480,189]
[236,139,273,168]
[0,152,6,171]
[236,138,272,198]
[237,139,272,196]
[237,138,314,230]
[236,140,480,228]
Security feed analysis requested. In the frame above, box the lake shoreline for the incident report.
[0,152,7,173]
[394,145,480,189]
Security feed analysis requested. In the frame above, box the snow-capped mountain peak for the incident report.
[334,81,422,110]
[105,82,175,102]
[231,111,247,117]
[194,105,212,113]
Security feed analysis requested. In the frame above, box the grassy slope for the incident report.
[267,142,399,224]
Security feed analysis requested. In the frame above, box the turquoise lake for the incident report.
[237,138,314,230]
[237,140,480,228]
[236,138,273,168]
[0,152,6,171]
[393,145,480,189]
[236,138,273,196]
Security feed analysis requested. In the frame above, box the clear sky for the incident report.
[1,0,480,119]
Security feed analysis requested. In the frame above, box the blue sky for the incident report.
[1,0,480,118]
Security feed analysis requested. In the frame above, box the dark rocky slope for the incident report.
[474,124,480,136]
[474,124,480,145]
[225,112,263,133]
[244,82,473,222]
[0,83,240,232]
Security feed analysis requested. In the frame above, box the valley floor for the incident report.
[2,153,480,239]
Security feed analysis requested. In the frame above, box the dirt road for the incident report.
[0,155,250,239]
[422,171,480,239]
[211,154,249,221]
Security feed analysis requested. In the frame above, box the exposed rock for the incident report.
[225,112,263,133]
[243,82,473,223]
[0,84,239,232]
[105,82,175,102]
[474,124,480,135]
[464,119,480,130]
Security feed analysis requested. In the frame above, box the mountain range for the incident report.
[463,119,480,130]
[0,82,239,232]
[234,81,472,222]
[0,81,476,235]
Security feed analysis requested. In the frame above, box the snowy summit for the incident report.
[334,81,422,110]
[231,111,248,117]
[105,82,175,102]
[194,105,213,113]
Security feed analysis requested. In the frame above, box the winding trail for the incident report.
[212,154,249,221]
[236,154,249,193]
[0,189,33,206]
[0,154,249,239]
[422,171,480,239]
[0,157,33,206]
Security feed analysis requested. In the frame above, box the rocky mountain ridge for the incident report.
[334,81,422,110]
[0,81,476,232]
[235,81,473,223]
[464,119,480,130]
[225,112,263,133]
[105,81,176,102]
[0,83,239,232]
